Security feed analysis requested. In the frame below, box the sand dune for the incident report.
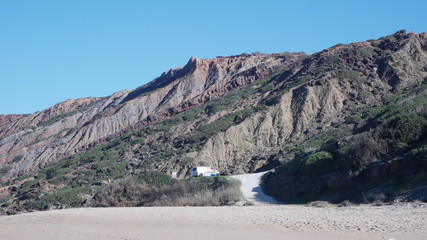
[0,203,426,240]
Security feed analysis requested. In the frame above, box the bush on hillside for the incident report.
[386,114,427,144]
[135,171,172,187]
[0,165,12,176]
[340,131,388,169]
[91,176,242,207]
[28,187,91,210]
[304,151,334,175]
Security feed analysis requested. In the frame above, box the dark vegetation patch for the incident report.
[91,173,242,207]
[263,85,427,203]
[0,165,12,176]
[14,172,242,212]
[28,187,92,211]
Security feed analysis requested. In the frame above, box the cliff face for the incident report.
[189,31,427,174]
[0,53,302,180]
[1,30,427,213]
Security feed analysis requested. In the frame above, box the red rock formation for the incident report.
[0,115,22,126]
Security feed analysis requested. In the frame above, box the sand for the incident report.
[0,203,426,240]
[231,171,280,205]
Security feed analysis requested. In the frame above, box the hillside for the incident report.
[0,30,426,213]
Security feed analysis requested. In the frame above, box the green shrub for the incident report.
[326,55,340,65]
[337,69,359,80]
[45,167,67,180]
[140,146,150,152]
[182,157,194,165]
[253,104,268,112]
[258,83,274,93]
[288,75,309,88]
[410,144,427,156]
[305,151,333,165]
[180,107,204,121]
[80,147,104,163]
[28,187,90,210]
[270,150,336,178]
[392,142,408,149]
[187,132,206,144]
[226,89,254,101]
[29,137,49,146]
[387,114,427,144]
[359,91,371,99]
[38,110,79,127]
[193,116,234,140]
[339,131,388,169]
[347,115,362,124]
[361,106,387,119]
[148,150,175,163]
[304,151,334,175]
[104,163,127,179]
[187,106,259,144]
[0,165,12,176]
[91,160,115,170]
[129,137,144,145]
[91,176,242,207]
[153,124,170,132]
[19,179,39,193]
[49,175,73,185]
[11,155,23,163]
[205,104,228,115]
[312,66,328,75]
[0,196,12,208]
[303,127,344,149]
[102,150,120,161]
[356,47,376,57]
[159,116,184,127]
[136,171,172,187]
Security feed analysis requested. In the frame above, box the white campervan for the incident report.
[192,167,220,177]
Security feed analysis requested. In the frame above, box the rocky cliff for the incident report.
[0,30,426,213]
[192,30,427,174]
[0,52,304,180]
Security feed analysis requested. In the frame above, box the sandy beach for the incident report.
[0,203,425,240]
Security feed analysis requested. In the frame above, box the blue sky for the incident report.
[1,0,426,114]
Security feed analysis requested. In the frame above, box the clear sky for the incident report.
[1,0,426,114]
